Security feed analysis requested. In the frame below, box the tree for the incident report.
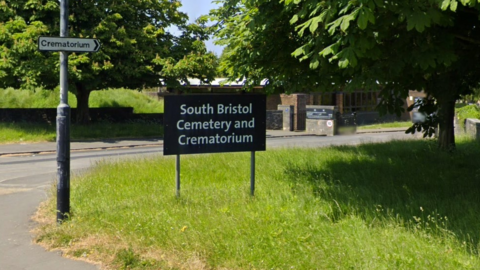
[0,1,58,89]
[211,0,480,150]
[156,16,218,89]
[288,0,480,150]
[0,0,217,124]
[210,0,342,94]
[216,47,230,77]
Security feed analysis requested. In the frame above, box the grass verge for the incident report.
[357,121,412,130]
[34,138,480,269]
[0,122,163,144]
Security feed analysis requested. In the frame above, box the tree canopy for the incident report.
[211,0,480,150]
[0,0,218,123]
[210,0,338,93]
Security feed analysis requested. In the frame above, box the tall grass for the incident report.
[0,123,57,143]
[0,87,75,108]
[89,89,163,113]
[34,139,480,269]
[0,87,163,113]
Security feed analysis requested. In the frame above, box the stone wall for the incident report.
[354,111,402,125]
[0,108,57,124]
[0,107,282,130]
[278,105,294,131]
[306,119,336,136]
[0,108,163,124]
[266,110,283,130]
[465,118,480,139]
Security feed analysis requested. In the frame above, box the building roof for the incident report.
[182,78,268,88]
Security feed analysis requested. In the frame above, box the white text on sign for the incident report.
[180,103,253,115]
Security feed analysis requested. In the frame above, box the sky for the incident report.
[177,0,224,56]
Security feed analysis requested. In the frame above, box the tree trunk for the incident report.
[75,83,91,125]
[436,98,456,151]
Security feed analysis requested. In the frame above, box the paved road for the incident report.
[266,131,416,148]
[0,129,416,269]
[1,146,166,270]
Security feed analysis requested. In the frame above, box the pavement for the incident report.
[0,127,407,270]
[0,138,164,157]
[0,128,406,156]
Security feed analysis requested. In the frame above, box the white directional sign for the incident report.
[38,36,101,53]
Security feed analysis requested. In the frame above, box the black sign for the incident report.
[164,94,266,155]
[306,108,335,120]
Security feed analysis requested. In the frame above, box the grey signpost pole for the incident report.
[176,155,181,197]
[251,151,255,196]
[57,0,70,223]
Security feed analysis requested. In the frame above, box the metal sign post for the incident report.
[176,155,181,197]
[163,94,266,197]
[41,1,101,223]
[57,0,70,223]
[251,151,255,196]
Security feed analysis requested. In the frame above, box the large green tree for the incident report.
[210,0,340,93]
[288,0,480,150]
[0,0,217,124]
[157,16,218,89]
[211,0,480,150]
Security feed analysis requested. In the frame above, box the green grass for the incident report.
[0,87,163,113]
[34,138,480,269]
[456,105,480,128]
[0,122,163,144]
[88,89,163,113]
[358,105,480,131]
[0,87,164,143]
[0,87,70,108]
[358,121,412,130]
[0,123,57,143]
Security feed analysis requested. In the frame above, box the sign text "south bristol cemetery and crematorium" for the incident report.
[164,95,266,155]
